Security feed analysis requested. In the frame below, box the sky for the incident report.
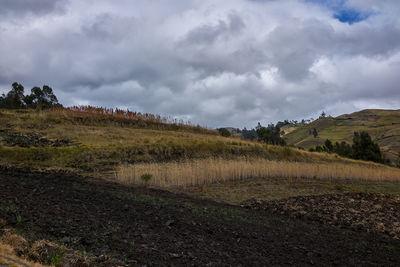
[1,0,400,128]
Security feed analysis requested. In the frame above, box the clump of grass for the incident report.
[140,173,152,186]
[117,158,400,188]
[49,247,65,265]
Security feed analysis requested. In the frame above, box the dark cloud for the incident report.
[0,0,400,128]
[182,13,245,45]
[0,0,67,16]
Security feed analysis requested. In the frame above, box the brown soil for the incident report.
[1,168,400,266]
[242,193,400,240]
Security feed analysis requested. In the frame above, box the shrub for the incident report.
[217,128,231,137]
[140,173,153,185]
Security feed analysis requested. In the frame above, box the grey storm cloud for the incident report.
[1,0,400,128]
[0,0,67,16]
[182,13,245,46]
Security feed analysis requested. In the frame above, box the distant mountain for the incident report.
[283,109,400,163]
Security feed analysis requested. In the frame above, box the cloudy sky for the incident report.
[1,0,400,128]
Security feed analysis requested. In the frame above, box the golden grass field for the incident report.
[117,158,400,188]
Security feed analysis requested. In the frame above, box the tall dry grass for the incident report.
[117,158,400,188]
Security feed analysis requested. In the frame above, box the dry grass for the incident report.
[0,242,49,267]
[117,158,400,188]
[1,108,398,174]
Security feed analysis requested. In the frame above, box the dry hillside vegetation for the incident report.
[1,108,365,173]
[117,158,400,188]
[0,235,49,267]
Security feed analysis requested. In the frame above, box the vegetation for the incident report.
[240,127,257,140]
[1,108,364,173]
[140,173,153,186]
[0,241,48,267]
[283,109,400,163]
[0,82,61,110]
[310,131,388,165]
[117,158,400,188]
[217,127,231,137]
[236,122,286,145]
[255,122,286,146]
[1,101,399,192]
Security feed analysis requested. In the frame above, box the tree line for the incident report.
[0,82,61,109]
[218,123,393,165]
[218,122,286,146]
[309,131,389,164]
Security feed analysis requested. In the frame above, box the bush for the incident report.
[217,128,231,137]
[140,173,153,185]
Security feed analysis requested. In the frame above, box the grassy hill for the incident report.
[0,107,351,172]
[1,107,399,189]
[283,109,400,163]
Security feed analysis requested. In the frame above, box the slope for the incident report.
[0,107,357,174]
[283,109,400,162]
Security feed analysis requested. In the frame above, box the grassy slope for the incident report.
[283,109,400,162]
[0,108,375,174]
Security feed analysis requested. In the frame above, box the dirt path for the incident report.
[1,169,400,266]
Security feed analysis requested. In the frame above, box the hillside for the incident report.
[283,109,400,162]
[2,108,400,266]
[0,107,369,175]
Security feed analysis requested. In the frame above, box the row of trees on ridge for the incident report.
[0,82,61,109]
[218,122,286,146]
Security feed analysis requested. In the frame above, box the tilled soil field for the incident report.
[1,169,400,266]
[242,193,400,240]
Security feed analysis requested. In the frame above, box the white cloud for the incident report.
[0,0,400,128]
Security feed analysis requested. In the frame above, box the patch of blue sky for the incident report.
[304,0,371,24]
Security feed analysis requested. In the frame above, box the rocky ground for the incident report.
[1,168,400,266]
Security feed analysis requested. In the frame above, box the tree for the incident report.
[333,141,352,158]
[0,93,6,108]
[240,127,257,140]
[310,133,385,164]
[217,128,231,137]
[320,111,326,118]
[313,128,318,138]
[2,82,25,109]
[24,85,61,109]
[256,122,286,146]
[324,139,333,153]
[1,82,62,110]
[351,131,383,163]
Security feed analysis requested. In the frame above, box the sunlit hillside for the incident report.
[284,109,400,162]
